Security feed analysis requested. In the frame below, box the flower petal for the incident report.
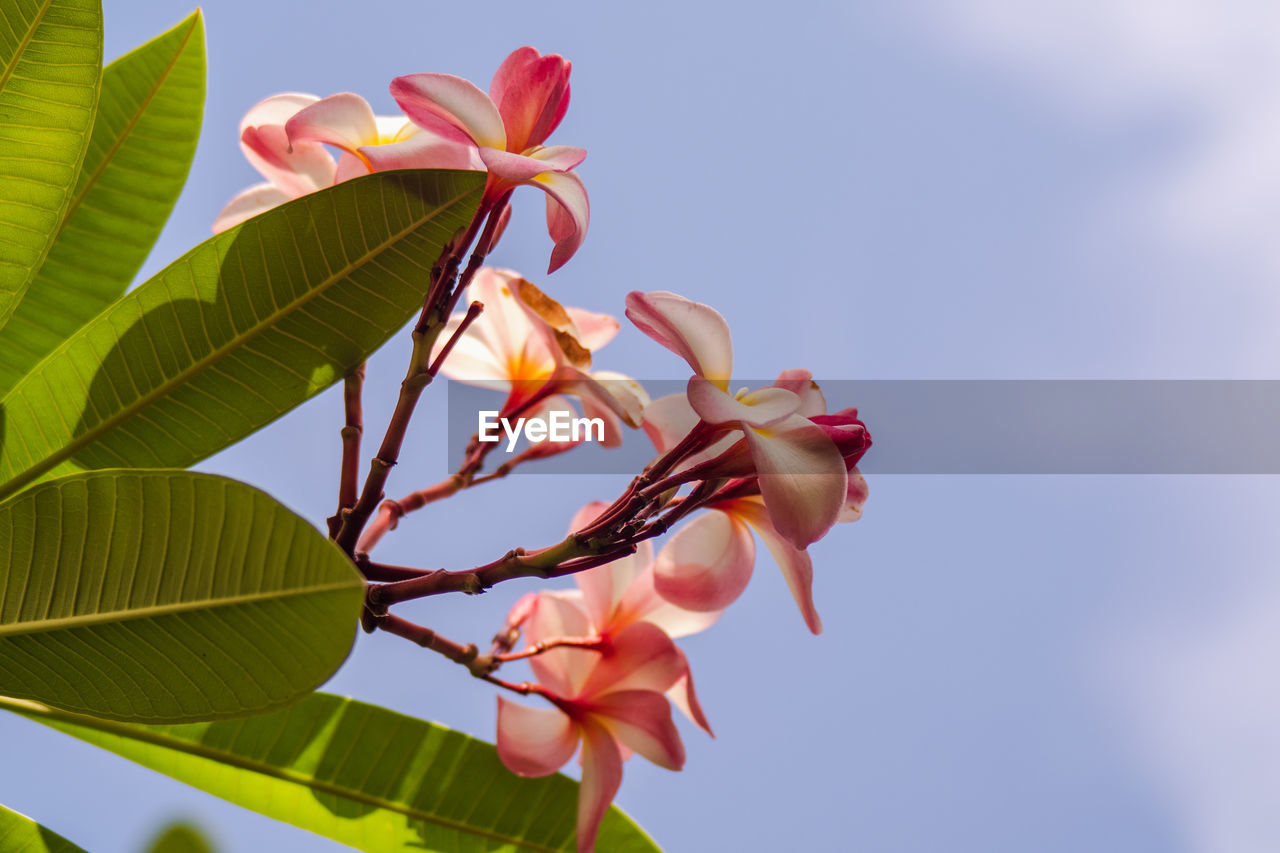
[744,414,848,548]
[536,169,590,273]
[550,366,646,430]
[430,309,510,384]
[617,564,723,638]
[641,393,700,454]
[442,267,554,384]
[526,144,587,172]
[687,379,798,428]
[496,696,579,776]
[725,498,824,634]
[390,72,506,149]
[513,278,592,369]
[581,371,647,438]
[668,652,714,736]
[838,468,869,523]
[576,717,623,853]
[240,92,319,130]
[360,131,482,172]
[567,501,610,535]
[527,591,596,697]
[481,146,562,183]
[566,307,619,351]
[576,536,652,632]
[624,291,733,386]
[489,46,541,104]
[212,183,290,233]
[492,50,572,151]
[379,115,415,142]
[773,368,827,417]
[238,94,329,193]
[578,395,640,448]
[588,690,685,771]
[240,124,335,197]
[333,151,370,183]
[285,92,378,155]
[581,621,683,698]
[654,511,756,612]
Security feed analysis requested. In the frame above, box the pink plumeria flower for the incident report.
[497,604,685,853]
[625,291,849,550]
[213,93,335,232]
[214,91,473,233]
[390,47,589,272]
[562,502,719,734]
[641,371,871,633]
[433,267,647,443]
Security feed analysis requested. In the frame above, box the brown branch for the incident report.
[427,300,484,378]
[365,539,640,609]
[374,613,493,676]
[327,363,366,539]
[336,201,509,555]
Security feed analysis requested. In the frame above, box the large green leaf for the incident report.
[0,803,86,852]
[0,10,206,395]
[0,169,485,499]
[0,469,363,722]
[0,0,103,330]
[1,692,661,853]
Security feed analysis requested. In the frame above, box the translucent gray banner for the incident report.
[446,380,1280,474]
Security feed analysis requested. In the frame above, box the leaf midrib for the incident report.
[0,696,566,853]
[0,179,480,500]
[0,0,53,100]
[0,578,360,638]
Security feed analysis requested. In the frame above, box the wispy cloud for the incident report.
[912,0,1280,275]
[904,4,1280,850]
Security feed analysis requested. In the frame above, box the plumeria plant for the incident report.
[0,5,869,852]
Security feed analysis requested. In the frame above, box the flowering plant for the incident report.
[0,8,868,852]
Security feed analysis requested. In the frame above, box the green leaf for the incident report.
[0,803,87,852]
[0,469,363,722]
[143,821,217,853]
[0,10,206,396]
[2,692,662,853]
[0,169,484,499]
[0,0,103,330]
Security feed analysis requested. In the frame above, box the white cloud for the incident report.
[902,5,1280,850]
[911,0,1280,275]
[1107,572,1280,853]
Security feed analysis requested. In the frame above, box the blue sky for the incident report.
[3,1,1279,851]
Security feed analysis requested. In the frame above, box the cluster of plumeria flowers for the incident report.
[220,47,869,853]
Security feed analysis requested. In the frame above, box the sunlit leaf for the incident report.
[0,0,103,329]
[0,470,363,722]
[0,10,206,394]
[0,169,485,499]
[2,692,662,853]
[0,803,87,852]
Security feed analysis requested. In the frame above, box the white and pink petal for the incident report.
[212,183,290,234]
[744,414,848,549]
[536,169,590,273]
[624,291,734,387]
[726,498,824,635]
[390,72,507,149]
[496,697,579,777]
[588,690,685,771]
[653,511,756,612]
